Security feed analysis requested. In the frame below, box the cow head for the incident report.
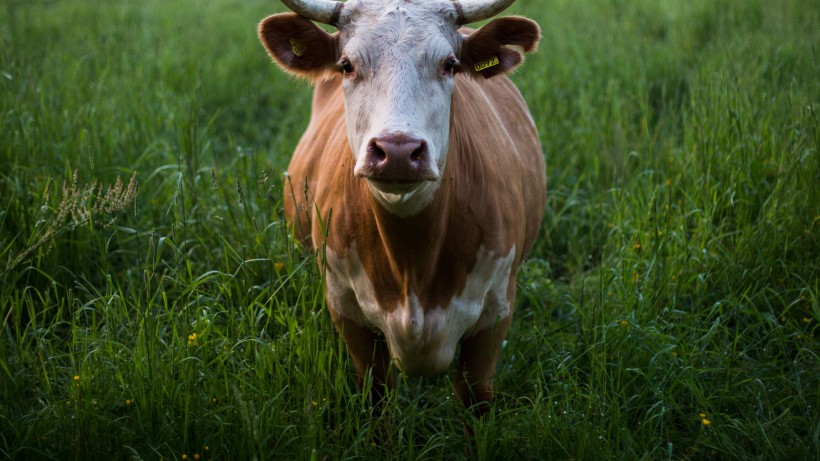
[259,0,539,215]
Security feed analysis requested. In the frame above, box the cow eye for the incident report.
[340,58,355,75]
[443,57,457,73]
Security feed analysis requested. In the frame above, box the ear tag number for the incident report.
[474,55,499,72]
[289,38,305,57]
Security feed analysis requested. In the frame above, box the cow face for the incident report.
[260,0,539,215]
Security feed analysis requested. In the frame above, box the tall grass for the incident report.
[1,0,817,459]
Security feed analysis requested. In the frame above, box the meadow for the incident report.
[1,0,818,459]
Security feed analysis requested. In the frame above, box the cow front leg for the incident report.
[327,308,395,409]
[455,316,512,417]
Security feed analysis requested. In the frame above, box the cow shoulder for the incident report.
[448,74,545,261]
[284,75,348,246]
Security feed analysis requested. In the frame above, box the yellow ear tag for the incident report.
[474,55,499,72]
[289,38,305,57]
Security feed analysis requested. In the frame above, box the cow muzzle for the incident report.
[354,133,439,188]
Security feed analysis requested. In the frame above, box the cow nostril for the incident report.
[410,146,424,162]
[368,141,387,162]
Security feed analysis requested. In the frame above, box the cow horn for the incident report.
[280,0,344,26]
[454,0,516,24]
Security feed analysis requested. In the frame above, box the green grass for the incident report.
[1,0,818,459]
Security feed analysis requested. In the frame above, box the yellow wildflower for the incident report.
[188,333,198,346]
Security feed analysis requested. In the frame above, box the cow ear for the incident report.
[259,13,337,80]
[460,17,540,79]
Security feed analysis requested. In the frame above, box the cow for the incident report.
[258,0,545,415]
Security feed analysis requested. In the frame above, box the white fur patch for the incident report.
[336,1,461,217]
[325,244,516,376]
[366,179,441,218]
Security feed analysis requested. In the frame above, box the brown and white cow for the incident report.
[259,0,545,414]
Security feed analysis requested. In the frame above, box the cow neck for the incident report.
[367,181,450,279]
[355,175,477,312]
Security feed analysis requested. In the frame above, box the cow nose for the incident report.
[360,133,436,182]
[370,133,426,162]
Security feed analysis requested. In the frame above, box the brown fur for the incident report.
[286,72,544,310]
[283,71,544,411]
[266,12,545,414]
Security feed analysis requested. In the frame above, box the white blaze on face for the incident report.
[337,0,462,214]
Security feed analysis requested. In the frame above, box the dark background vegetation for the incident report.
[1,0,817,459]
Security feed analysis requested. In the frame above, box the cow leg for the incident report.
[455,316,512,417]
[327,307,395,409]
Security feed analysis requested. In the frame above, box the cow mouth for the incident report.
[368,177,428,186]
[365,176,430,194]
[357,169,439,192]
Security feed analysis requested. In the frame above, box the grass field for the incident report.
[1,0,818,459]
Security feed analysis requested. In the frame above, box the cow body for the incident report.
[260,0,545,412]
